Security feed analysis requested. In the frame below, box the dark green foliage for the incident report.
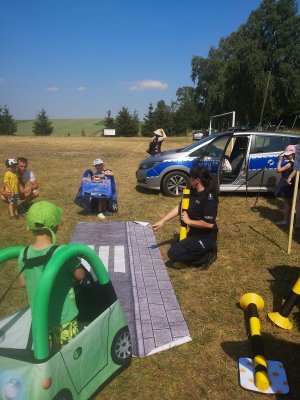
[104,110,115,129]
[0,105,17,135]
[171,87,200,135]
[191,0,300,127]
[141,103,155,137]
[152,100,174,135]
[32,109,54,136]
[114,107,139,136]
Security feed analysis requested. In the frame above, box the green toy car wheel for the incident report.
[52,388,73,400]
[111,327,132,366]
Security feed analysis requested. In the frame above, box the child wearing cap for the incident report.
[18,200,85,351]
[3,158,20,219]
[92,159,114,219]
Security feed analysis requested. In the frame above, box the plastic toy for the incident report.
[239,293,289,395]
[74,169,118,213]
[268,276,300,330]
[0,244,132,400]
[179,189,190,240]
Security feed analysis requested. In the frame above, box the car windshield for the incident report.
[176,133,223,153]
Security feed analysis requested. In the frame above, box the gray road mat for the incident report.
[70,221,191,357]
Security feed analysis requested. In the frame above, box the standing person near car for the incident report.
[17,157,39,208]
[146,128,167,156]
[152,166,218,269]
[275,145,296,226]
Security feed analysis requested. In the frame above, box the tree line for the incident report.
[105,0,300,135]
[1,0,299,136]
[0,107,53,136]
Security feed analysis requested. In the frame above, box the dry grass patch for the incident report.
[0,136,300,399]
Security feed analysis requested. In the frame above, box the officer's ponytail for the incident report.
[189,166,219,202]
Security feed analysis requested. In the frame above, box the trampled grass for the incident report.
[16,118,105,136]
[0,136,300,399]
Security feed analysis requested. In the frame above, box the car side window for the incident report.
[190,135,230,158]
[251,135,289,153]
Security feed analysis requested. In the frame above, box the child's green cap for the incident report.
[27,201,62,244]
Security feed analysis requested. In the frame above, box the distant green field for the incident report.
[16,118,105,136]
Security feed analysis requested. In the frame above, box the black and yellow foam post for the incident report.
[179,188,190,241]
[240,293,270,392]
[268,276,300,330]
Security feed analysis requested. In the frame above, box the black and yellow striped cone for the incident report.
[240,293,270,392]
[268,276,300,330]
[179,188,190,241]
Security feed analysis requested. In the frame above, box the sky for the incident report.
[0,0,263,120]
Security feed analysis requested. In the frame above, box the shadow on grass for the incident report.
[248,225,286,251]
[221,334,300,399]
[267,265,300,330]
[77,209,94,216]
[249,204,284,224]
[135,185,160,196]
[154,233,179,248]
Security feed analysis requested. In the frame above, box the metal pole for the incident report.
[287,171,299,254]
[291,114,299,132]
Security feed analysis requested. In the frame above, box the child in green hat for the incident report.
[18,200,85,350]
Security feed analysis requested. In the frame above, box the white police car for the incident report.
[136,131,300,196]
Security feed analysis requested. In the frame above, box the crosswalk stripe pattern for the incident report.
[113,245,126,273]
[80,245,125,275]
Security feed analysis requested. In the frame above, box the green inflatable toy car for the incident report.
[0,244,132,400]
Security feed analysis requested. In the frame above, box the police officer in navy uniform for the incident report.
[152,166,218,269]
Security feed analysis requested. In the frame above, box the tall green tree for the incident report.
[152,100,174,135]
[0,105,17,135]
[32,109,54,136]
[114,107,139,136]
[172,86,199,134]
[191,0,300,127]
[141,103,155,137]
[104,110,115,129]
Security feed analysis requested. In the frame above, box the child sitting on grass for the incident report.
[18,200,85,350]
[3,158,20,219]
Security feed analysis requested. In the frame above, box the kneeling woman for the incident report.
[152,166,218,269]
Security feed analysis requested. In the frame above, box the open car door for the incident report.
[196,132,234,191]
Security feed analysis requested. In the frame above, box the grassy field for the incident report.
[0,136,300,400]
[16,118,105,136]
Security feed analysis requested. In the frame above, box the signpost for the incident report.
[287,145,300,254]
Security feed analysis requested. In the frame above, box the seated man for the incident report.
[17,157,39,205]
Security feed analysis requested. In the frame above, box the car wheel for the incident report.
[162,171,189,197]
[52,389,73,400]
[111,327,132,366]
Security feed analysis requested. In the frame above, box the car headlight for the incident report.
[140,161,162,170]
[4,379,21,399]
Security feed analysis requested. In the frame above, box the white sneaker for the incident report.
[97,213,105,219]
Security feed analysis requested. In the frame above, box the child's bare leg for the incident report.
[8,201,14,217]
[13,200,18,217]
[98,198,107,212]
